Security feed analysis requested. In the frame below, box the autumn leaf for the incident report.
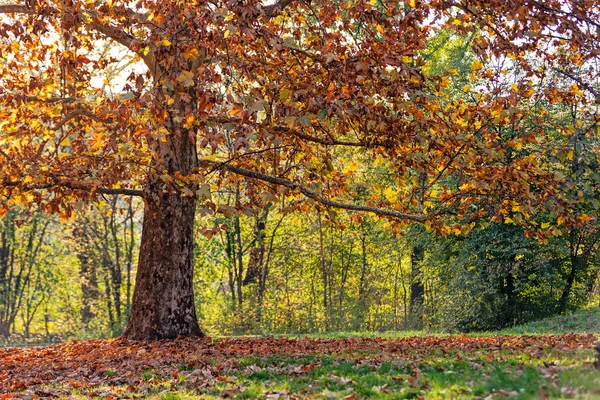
[177,70,195,87]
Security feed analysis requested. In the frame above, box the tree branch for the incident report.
[2,179,144,197]
[205,116,386,148]
[263,0,296,18]
[0,4,32,14]
[552,68,600,98]
[0,3,157,76]
[206,161,426,223]
[271,126,368,147]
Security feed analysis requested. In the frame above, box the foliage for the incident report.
[0,0,599,339]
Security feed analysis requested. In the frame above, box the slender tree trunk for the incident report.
[317,212,330,329]
[125,198,135,317]
[234,215,243,310]
[559,229,584,313]
[408,245,425,330]
[358,231,369,327]
[104,273,115,329]
[559,258,579,313]
[501,266,516,326]
[78,254,98,326]
[122,189,203,340]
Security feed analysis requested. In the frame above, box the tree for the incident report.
[0,211,54,337]
[0,0,598,339]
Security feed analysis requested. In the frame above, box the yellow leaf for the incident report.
[224,29,230,39]
[370,0,377,5]
[183,48,200,60]
[514,141,523,150]
[161,38,171,46]
[407,0,416,7]
[342,160,359,174]
[59,137,70,146]
[471,59,483,71]
[375,24,384,34]
[384,187,397,202]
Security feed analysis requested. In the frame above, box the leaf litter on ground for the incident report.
[0,333,598,399]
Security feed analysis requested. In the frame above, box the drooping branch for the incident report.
[52,109,108,131]
[206,161,426,223]
[64,183,144,197]
[205,116,387,148]
[271,126,368,147]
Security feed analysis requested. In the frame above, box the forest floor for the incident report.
[1,310,600,399]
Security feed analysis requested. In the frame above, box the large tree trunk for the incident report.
[122,113,203,340]
[122,190,203,340]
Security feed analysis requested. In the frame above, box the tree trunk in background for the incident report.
[408,245,425,330]
[559,229,584,314]
[78,254,99,326]
[501,267,516,326]
[559,257,580,314]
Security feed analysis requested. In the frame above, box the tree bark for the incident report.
[122,190,203,339]
[408,245,425,330]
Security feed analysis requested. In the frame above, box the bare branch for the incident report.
[553,68,600,98]
[206,161,426,223]
[19,96,76,104]
[531,0,600,29]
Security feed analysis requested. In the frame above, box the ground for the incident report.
[0,332,599,399]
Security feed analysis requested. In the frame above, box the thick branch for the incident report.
[2,179,143,197]
[207,161,426,223]
[0,4,32,13]
[66,183,144,197]
[53,109,107,131]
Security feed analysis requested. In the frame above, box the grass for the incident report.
[500,307,600,335]
[59,348,600,399]
[1,308,599,399]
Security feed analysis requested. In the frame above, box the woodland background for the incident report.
[2,182,599,342]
